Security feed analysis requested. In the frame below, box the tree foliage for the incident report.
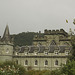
[0,61,26,75]
[69,35,75,61]
[11,32,40,46]
[61,60,75,75]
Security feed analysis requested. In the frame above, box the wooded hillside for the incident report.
[11,32,41,46]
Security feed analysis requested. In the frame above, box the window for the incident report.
[45,60,48,66]
[34,51,38,55]
[44,51,48,55]
[55,60,58,66]
[25,52,28,55]
[65,51,69,55]
[34,60,38,66]
[25,60,28,66]
[55,51,59,55]
[15,52,18,55]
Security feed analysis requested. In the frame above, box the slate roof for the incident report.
[17,45,71,53]
[39,46,45,53]
[1,25,11,42]
[59,46,71,53]
[19,46,29,53]
[29,46,39,53]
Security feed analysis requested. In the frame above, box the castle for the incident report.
[0,25,72,70]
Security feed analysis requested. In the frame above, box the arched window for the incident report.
[35,60,38,66]
[45,60,48,66]
[25,60,28,66]
[65,51,69,55]
[55,60,58,65]
[50,40,56,45]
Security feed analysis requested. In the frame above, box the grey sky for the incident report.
[0,0,75,36]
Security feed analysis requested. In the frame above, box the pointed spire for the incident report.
[2,24,10,43]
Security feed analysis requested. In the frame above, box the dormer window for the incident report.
[25,52,28,55]
[44,51,48,55]
[34,52,38,55]
[15,52,18,55]
[54,51,59,55]
[34,50,38,55]
[65,51,69,55]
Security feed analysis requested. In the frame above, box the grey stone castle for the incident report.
[0,25,72,70]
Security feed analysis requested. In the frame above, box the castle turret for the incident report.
[0,25,13,62]
[1,25,11,44]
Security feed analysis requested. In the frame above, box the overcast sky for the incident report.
[0,0,75,36]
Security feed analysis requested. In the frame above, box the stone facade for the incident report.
[0,25,72,70]
[0,25,13,62]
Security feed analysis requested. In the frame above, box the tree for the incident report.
[69,35,75,61]
[61,60,75,75]
[0,61,26,75]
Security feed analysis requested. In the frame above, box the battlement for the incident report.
[44,29,68,36]
[33,35,47,41]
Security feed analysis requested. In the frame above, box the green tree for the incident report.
[61,60,75,75]
[0,61,26,75]
[11,32,40,46]
[69,35,75,61]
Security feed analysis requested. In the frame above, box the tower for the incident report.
[0,25,13,62]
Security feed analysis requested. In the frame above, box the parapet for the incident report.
[44,29,68,36]
[33,35,47,41]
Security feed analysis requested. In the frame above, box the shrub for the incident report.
[0,61,26,75]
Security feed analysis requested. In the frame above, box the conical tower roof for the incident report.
[2,25,10,42]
